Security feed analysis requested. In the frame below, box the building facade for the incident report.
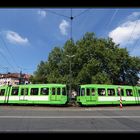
[0,73,31,86]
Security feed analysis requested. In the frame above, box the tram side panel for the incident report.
[0,86,11,104]
[7,84,68,105]
[77,84,140,106]
[134,86,140,104]
[0,86,6,103]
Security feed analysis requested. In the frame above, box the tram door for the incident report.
[50,88,61,101]
[136,88,140,104]
[85,88,97,102]
[19,88,28,101]
[1,87,9,103]
[4,86,12,103]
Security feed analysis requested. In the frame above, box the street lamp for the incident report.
[66,55,75,99]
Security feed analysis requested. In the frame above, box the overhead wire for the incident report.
[42,8,70,19]
[42,8,92,41]
[105,9,119,37]
[106,9,119,30]
[123,14,140,55]
[70,8,73,41]
[0,30,35,74]
[105,9,140,57]
[73,8,93,18]
[0,65,9,72]
[70,8,93,41]
[0,50,16,72]
[129,32,140,54]
[0,35,19,73]
[1,8,92,74]
[125,19,139,47]
[0,35,19,67]
[43,8,92,19]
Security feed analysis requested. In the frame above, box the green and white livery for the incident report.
[0,84,68,105]
[77,84,140,106]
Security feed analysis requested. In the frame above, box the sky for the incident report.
[0,8,140,75]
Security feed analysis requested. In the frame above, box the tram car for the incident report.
[0,84,68,105]
[77,84,140,106]
[0,83,140,106]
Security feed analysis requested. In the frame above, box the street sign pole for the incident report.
[118,87,122,108]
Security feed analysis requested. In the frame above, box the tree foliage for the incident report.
[30,32,140,87]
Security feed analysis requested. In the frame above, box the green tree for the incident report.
[30,32,140,87]
[32,61,48,83]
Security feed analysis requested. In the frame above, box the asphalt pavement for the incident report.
[0,105,140,133]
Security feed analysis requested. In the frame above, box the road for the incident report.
[0,105,140,133]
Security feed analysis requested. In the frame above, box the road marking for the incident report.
[0,116,140,119]
[0,129,139,132]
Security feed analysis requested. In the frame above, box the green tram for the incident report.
[77,84,140,106]
[0,84,68,105]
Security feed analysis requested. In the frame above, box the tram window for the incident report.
[77,87,80,96]
[57,88,61,95]
[62,88,66,95]
[81,88,85,96]
[41,88,49,95]
[120,89,124,96]
[0,89,5,96]
[86,88,90,96]
[30,88,39,95]
[98,88,106,96]
[126,89,133,96]
[25,88,28,95]
[21,88,28,95]
[107,89,115,96]
[91,88,95,96]
[52,88,55,95]
[11,88,19,96]
[138,90,140,96]
[21,89,24,95]
[117,89,120,96]
[117,89,124,96]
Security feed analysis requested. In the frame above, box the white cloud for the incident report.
[59,20,69,35]
[127,12,140,20]
[5,31,29,45]
[109,12,140,46]
[37,10,47,18]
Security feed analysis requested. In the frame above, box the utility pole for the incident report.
[18,67,23,85]
[19,70,22,85]
[66,55,75,100]
[70,8,73,41]
[5,67,9,74]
